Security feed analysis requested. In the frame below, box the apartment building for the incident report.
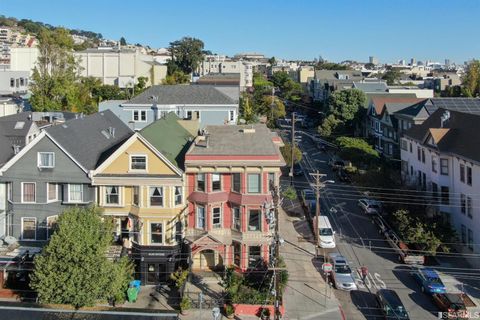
[400,109,480,266]
[198,57,253,91]
[100,84,239,130]
[74,47,167,88]
[184,124,285,271]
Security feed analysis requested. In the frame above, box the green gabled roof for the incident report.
[140,113,194,170]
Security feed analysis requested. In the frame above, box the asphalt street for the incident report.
[278,124,440,320]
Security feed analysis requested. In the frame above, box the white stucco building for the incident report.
[401,108,480,266]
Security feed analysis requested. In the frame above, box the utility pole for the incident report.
[271,181,281,320]
[290,112,295,185]
[310,171,326,247]
[310,171,328,308]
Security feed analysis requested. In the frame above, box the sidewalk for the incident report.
[278,203,344,320]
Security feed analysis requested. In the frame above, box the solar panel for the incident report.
[429,98,480,115]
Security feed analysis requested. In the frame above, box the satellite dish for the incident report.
[4,236,17,245]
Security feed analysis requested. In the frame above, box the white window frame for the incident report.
[21,182,36,203]
[129,154,147,171]
[21,217,36,241]
[247,174,261,194]
[7,182,12,202]
[212,207,222,228]
[68,184,84,203]
[47,183,58,203]
[211,173,221,191]
[132,110,147,122]
[149,222,164,245]
[132,186,140,206]
[196,205,206,229]
[104,186,121,206]
[37,152,55,168]
[173,186,183,206]
[232,207,241,231]
[149,186,164,207]
[47,215,58,239]
[440,158,449,175]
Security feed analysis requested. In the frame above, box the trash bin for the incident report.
[130,280,141,293]
[127,287,138,303]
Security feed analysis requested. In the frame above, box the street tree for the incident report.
[318,114,340,137]
[30,28,77,112]
[381,69,402,85]
[280,142,302,166]
[162,71,190,85]
[168,37,205,74]
[239,94,257,124]
[335,137,379,167]
[30,206,134,308]
[261,96,286,127]
[462,60,480,97]
[119,37,127,46]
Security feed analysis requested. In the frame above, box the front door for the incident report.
[147,264,157,284]
[146,263,168,284]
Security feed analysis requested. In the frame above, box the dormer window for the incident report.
[130,155,147,171]
[38,152,55,168]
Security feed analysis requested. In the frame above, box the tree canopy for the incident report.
[119,37,127,46]
[30,206,134,308]
[335,137,379,167]
[462,60,480,97]
[168,37,205,74]
[382,69,402,85]
[318,89,366,137]
[162,70,190,85]
[280,142,302,166]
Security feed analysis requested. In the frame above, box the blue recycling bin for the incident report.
[130,280,141,293]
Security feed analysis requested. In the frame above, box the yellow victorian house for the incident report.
[92,114,195,284]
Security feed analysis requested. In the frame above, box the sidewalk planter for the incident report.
[232,304,285,318]
[224,304,235,319]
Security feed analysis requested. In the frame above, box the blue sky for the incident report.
[1,0,479,63]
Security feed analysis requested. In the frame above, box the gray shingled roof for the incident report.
[46,110,133,170]
[405,108,480,163]
[353,82,388,93]
[122,85,237,105]
[188,124,279,156]
[424,98,480,115]
[0,112,35,138]
[0,133,14,167]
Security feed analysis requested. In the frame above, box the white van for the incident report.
[316,216,336,248]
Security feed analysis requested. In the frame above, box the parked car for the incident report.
[293,163,304,176]
[385,230,425,265]
[328,253,357,291]
[301,189,316,208]
[376,289,410,319]
[358,199,381,215]
[316,216,336,248]
[412,268,446,294]
[432,293,469,320]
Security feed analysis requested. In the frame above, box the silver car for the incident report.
[328,253,358,291]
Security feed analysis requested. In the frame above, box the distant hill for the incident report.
[0,15,102,40]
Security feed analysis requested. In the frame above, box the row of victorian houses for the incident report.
[363,95,480,266]
[0,84,286,285]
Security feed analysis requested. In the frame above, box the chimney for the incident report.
[440,110,450,128]
[128,121,136,131]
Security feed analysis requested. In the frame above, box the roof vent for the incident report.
[13,144,21,154]
[440,110,450,128]
[241,127,256,134]
[108,127,116,138]
[101,130,111,139]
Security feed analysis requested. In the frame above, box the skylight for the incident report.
[14,121,25,129]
